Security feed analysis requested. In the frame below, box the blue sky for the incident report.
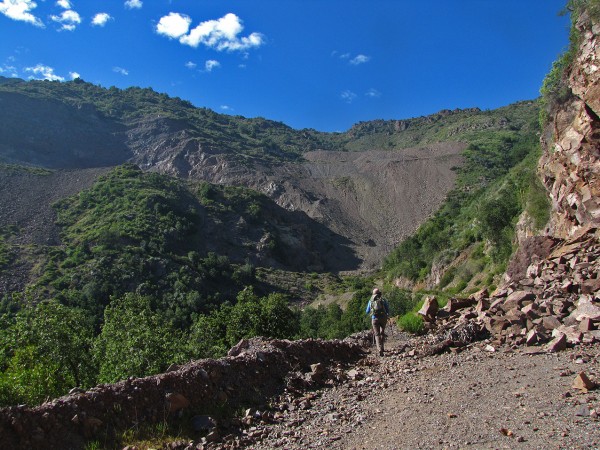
[0,0,570,132]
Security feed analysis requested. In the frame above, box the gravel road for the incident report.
[250,327,600,450]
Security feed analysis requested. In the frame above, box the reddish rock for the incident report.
[418,296,439,322]
[552,325,583,344]
[444,297,476,313]
[572,372,596,391]
[166,392,190,413]
[542,315,562,330]
[546,333,568,353]
[581,277,600,294]
[500,291,536,312]
[579,317,596,332]
[570,296,600,321]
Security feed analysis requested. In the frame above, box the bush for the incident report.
[397,313,424,334]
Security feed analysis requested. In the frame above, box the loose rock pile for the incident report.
[417,227,600,354]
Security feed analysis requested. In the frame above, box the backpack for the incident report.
[370,295,386,317]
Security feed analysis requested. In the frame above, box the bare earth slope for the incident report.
[0,167,110,294]
[0,167,111,245]
[252,142,465,269]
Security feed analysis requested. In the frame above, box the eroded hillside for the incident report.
[0,77,538,270]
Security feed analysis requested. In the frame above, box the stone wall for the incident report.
[0,337,364,450]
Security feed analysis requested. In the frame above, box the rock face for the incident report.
[539,15,600,240]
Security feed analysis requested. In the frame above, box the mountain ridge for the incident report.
[0,77,539,270]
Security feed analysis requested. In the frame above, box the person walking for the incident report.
[366,288,389,356]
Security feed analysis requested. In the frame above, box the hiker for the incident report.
[366,288,389,356]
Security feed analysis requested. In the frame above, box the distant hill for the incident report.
[0,76,540,272]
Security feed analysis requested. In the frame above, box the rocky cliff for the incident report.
[540,12,600,239]
[468,5,600,347]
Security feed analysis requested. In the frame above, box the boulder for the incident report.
[581,277,600,294]
[444,297,476,313]
[579,317,596,332]
[475,298,490,316]
[542,315,562,330]
[546,333,567,353]
[552,325,583,344]
[191,415,216,432]
[526,329,541,346]
[500,291,535,312]
[166,392,190,413]
[418,296,439,322]
[569,295,600,321]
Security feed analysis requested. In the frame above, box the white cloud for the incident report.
[69,71,80,79]
[0,64,18,77]
[0,0,44,27]
[349,54,370,65]
[157,12,264,52]
[366,88,381,98]
[124,0,142,10]
[24,64,64,81]
[113,66,128,76]
[91,13,111,27]
[156,12,191,39]
[220,105,233,111]
[340,90,357,104]
[333,52,371,65]
[185,61,197,69]
[50,9,81,31]
[204,59,220,72]
[56,0,71,9]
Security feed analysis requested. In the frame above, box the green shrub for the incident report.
[526,176,551,230]
[397,313,424,334]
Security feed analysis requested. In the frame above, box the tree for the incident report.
[92,293,186,383]
[0,301,95,406]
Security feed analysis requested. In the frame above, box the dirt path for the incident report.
[249,327,600,449]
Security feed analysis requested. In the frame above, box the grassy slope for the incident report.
[381,104,550,295]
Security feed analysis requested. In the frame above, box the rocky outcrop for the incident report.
[0,338,364,450]
[539,13,600,239]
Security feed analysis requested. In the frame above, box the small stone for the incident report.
[311,363,325,375]
[575,404,591,417]
[573,372,596,392]
[166,392,190,413]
